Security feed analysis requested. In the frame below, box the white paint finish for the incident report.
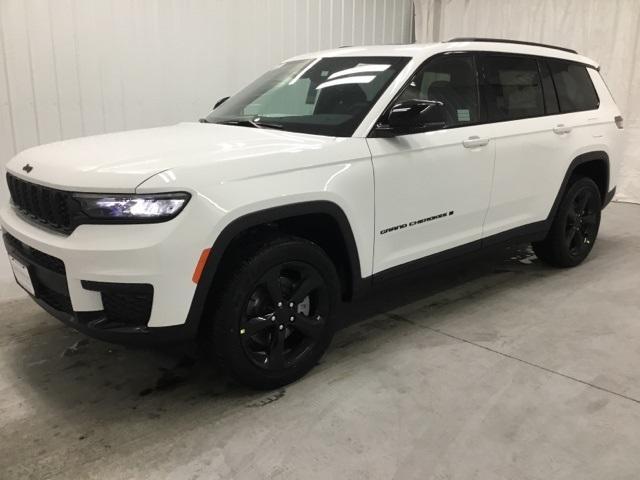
[1,122,375,327]
[368,123,495,273]
[481,115,607,236]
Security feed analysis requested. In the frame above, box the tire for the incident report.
[532,176,602,267]
[203,235,340,389]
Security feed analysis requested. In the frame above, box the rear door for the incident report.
[480,54,601,239]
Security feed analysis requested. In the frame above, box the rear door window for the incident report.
[547,59,599,112]
[481,55,545,122]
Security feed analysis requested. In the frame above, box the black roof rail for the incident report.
[446,37,578,54]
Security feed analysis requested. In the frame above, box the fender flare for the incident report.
[546,150,610,223]
[182,201,364,335]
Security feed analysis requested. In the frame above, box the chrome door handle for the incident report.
[462,136,489,148]
[553,124,572,135]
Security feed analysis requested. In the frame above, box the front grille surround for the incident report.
[7,173,191,234]
[6,173,79,234]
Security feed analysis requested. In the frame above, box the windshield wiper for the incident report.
[217,119,284,130]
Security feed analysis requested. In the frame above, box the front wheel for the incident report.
[205,235,340,389]
[533,177,602,267]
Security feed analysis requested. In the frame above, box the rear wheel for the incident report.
[204,235,340,389]
[533,177,602,267]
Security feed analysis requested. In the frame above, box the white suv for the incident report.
[1,39,623,388]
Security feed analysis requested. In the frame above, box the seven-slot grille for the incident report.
[6,173,75,233]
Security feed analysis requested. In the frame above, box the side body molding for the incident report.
[182,152,611,335]
[376,150,612,281]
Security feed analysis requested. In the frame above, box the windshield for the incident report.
[206,56,409,137]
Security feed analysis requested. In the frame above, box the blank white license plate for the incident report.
[8,255,35,295]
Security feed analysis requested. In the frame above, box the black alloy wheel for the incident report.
[564,187,600,258]
[240,261,329,371]
[533,176,602,267]
[206,235,340,389]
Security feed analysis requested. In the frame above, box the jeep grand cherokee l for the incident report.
[1,38,622,388]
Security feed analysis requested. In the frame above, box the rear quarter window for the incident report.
[547,60,599,112]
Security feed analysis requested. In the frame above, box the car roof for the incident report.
[286,41,599,68]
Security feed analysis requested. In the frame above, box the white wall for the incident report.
[0,0,414,300]
[414,0,640,204]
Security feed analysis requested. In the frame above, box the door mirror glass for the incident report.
[387,99,447,134]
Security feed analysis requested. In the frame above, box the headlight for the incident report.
[73,192,190,222]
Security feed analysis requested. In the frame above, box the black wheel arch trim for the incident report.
[603,186,616,208]
[546,151,610,223]
[182,201,366,338]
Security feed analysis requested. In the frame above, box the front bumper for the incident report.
[1,199,215,344]
[33,293,191,345]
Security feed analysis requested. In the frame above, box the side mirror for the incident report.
[385,99,447,135]
[213,96,230,110]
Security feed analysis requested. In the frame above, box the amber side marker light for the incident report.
[192,248,211,284]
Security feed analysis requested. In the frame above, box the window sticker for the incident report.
[457,109,470,122]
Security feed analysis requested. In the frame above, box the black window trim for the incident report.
[368,50,601,137]
[536,58,548,115]
[537,58,561,115]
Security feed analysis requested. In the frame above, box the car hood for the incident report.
[4,122,334,193]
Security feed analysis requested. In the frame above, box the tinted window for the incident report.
[482,55,544,121]
[547,60,599,112]
[539,60,559,114]
[206,56,409,137]
[397,54,479,127]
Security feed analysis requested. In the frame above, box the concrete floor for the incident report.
[1,202,640,479]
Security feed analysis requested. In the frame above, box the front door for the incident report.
[368,53,495,275]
